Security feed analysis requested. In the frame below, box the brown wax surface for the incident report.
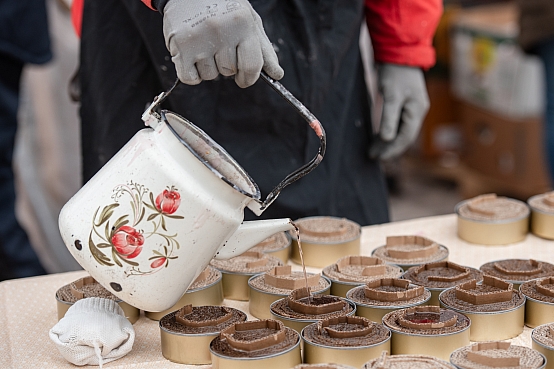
[532,323,554,348]
[159,306,246,335]
[440,287,525,312]
[521,280,554,303]
[528,193,554,214]
[293,217,360,243]
[371,245,449,266]
[56,281,118,303]
[322,263,403,283]
[450,344,545,369]
[249,232,290,253]
[210,326,298,358]
[403,265,483,289]
[271,296,354,320]
[383,308,470,335]
[363,355,457,368]
[249,273,330,295]
[210,254,282,274]
[302,321,390,347]
[480,259,554,282]
[347,285,431,307]
[458,197,529,221]
[188,266,221,291]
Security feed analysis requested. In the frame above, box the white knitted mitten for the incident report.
[49,297,135,367]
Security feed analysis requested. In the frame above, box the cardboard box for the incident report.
[460,101,550,198]
[450,3,545,118]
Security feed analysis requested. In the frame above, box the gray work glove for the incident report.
[369,64,430,161]
[162,0,284,88]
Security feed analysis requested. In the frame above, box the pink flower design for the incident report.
[155,188,181,215]
[151,257,167,269]
[111,225,144,259]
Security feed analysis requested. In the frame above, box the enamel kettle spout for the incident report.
[215,218,296,259]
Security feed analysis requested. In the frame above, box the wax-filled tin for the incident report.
[210,251,283,301]
[363,351,457,368]
[159,304,247,365]
[528,192,554,240]
[248,231,292,264]
[382,306,471,361]
[532,323,554,369]
[346,278,431,323]
[402,261,484,306]
[55,275,140,323]
[270,287,356,333]
[209,319,301,369]
[455,193,530,245]
[301,316,391,368]
[480,258,554,290]
[371,235,449,271]
[322,255,403,297]
[145,266,224,320]
[290,216,361,268]
[248,266,331,319]
[439,275,525,341]
[450,341,546,369]
[521,276,554,328]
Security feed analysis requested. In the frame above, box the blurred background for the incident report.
[13,0,550,274]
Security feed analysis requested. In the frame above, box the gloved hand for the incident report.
[161,0,284,88]
[369,64,430,161]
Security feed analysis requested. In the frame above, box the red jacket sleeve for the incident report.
[141,0,156,10]
[365,0,443,69]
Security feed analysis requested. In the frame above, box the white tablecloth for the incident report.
[2,214,552,368]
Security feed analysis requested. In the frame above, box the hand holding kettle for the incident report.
[159,0,284,87]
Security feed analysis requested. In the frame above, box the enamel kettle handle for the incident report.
[148,72,326,211]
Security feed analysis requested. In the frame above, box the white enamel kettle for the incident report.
[58,72,326,311]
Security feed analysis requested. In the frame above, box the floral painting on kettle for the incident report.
[88,181,183,275]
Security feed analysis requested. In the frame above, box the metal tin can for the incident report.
[347,285,431,323]
[528,193,554,240]
[439,289,525,341]
[270,298,357,334]
[532,324,554,369]
[290,216,361,268]
[301,321,391,368]
[248,274,331,320]
[455,198,530,245]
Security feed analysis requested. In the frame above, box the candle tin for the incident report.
[371,235,449,271]
[159,305,247,365]
[532,323,554,369]
[450,341,546,369]
[301,316,391,368]
[455,194,530,245]
[382,306,471,361]
[290,216,361,268]
[528,192,554,240]
[346,278,431,323]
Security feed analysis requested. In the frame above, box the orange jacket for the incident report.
[74,0,442,69]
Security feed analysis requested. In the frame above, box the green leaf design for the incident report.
[149,192,156,208]
[137,207,146,224]
[96,243,111,249]
[112,249,123,267]
[143,202,157,211]
[152,250,163,256]
[104,221,111,241]
[98,203,119,226]
[147,213,159,221]
[89,234,113,266]
[161,216,167,231]
[167,214,184,219]
[113,215,129,231]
